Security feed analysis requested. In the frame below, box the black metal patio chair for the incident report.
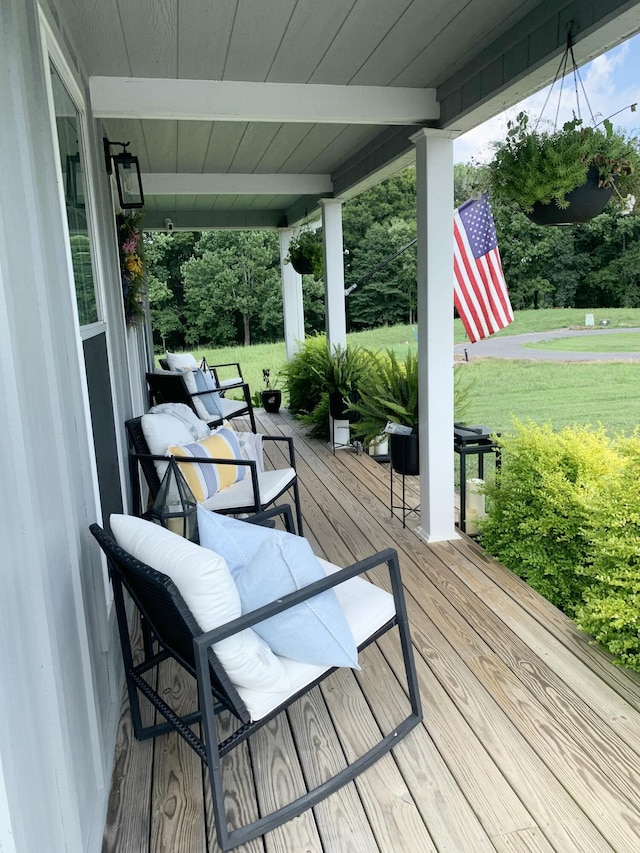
[89,505,422,851]
[146,371,257,433]
[125,415,304,534]
[159,357,245,393]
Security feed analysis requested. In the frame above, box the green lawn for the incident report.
[523,331,640,353]
[181,308,640,437]
[460,359,640,435]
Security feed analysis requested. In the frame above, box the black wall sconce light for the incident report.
[103,138,144,209]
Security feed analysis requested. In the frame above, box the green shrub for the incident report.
[481,421,621,614]
[481,421,640,671]
[575,434,640,669]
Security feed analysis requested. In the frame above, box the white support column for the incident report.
[411,129,458,541]
[278,228,305,361]
[320,199,347,349]
[320,199,349,447]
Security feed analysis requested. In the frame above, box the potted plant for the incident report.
[322,344,373,421]
[487,110,640,225]
[286,229,323,278]
[260,369,282,413]
[352,349,419,474]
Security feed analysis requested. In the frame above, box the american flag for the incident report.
[453,194,513,343]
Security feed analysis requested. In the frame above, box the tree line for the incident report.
[146,163,640,351]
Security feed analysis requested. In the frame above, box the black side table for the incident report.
[454,425,501,534]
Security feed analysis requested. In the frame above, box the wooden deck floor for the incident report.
[104,409,640,853]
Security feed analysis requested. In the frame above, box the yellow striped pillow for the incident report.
[168,428,247,502]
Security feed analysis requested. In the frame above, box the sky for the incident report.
[453,32,640,164]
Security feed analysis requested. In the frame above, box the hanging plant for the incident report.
[486,29,640,225]
[116,210,146,327]
[487,111,640,222]
[286,228,323,278]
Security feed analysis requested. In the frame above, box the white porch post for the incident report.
[320,199,349,447]
[320,198,347,348]
[411,129,458,541]
[278,228,305,361]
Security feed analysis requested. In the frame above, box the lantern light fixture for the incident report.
[103,138,144,209]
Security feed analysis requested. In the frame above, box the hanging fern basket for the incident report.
[527,166,616,226]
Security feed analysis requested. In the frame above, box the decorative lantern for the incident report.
[104,138,145,209]
[150,458,198,540]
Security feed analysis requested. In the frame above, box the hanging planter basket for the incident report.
[290,255,315,275]
[487,28,640,226]
[527,165,615,226]
[286,228,323,279]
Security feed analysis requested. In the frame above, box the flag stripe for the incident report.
[453,195,513,343]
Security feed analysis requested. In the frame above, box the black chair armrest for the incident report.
[195,548,404,646]
[261,435,296,469]
[244,504,295,533]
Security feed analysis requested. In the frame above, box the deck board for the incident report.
[103,408,640,852]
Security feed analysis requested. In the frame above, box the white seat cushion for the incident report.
[217,376,242,388]
[220,397,248,418]
[200,467,296,511]
[237,558,395,721]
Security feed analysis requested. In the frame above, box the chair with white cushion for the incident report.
[89,506,421,851]
[146,370,257,433]
[165,350,248,393]
[125,413,304,534]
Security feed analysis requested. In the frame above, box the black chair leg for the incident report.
[292,479,304,536]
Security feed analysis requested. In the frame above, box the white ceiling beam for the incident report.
[142,173,333,195]
[90,77,439,124]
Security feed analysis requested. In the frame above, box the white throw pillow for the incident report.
[141,413,194,479]
[149,402,210,440]
[166,351,198,371]
[109,515,290,694]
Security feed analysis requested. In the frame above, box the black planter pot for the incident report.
[329,390,359,421]
[389,432,419,475]
[527,165,614,226]
[261,389,282,413]
[290,255,314,275]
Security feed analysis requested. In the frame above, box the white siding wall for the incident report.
[0,1,126,850]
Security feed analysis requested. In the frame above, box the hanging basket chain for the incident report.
[534,21,596,133]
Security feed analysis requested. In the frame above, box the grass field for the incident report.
[183,308,640,437]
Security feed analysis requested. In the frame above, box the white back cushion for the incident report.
[166,351,198,371]
[109,515,289,694]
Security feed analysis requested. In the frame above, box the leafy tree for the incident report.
[181,231,281,346]
[146,231,198,350]
[147,275,183,351]
[346,218,417,329]
[342,167,416,251]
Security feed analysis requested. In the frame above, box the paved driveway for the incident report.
[454,327,640,361]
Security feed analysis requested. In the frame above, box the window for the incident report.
[50,62,99,326]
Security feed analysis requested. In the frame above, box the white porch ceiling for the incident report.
[47,0,640,229]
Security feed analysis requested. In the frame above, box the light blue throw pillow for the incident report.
[193,368,223,417]
[196,507,359,668]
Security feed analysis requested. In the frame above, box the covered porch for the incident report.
[104,409,640,852]
[5,1,640,850]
